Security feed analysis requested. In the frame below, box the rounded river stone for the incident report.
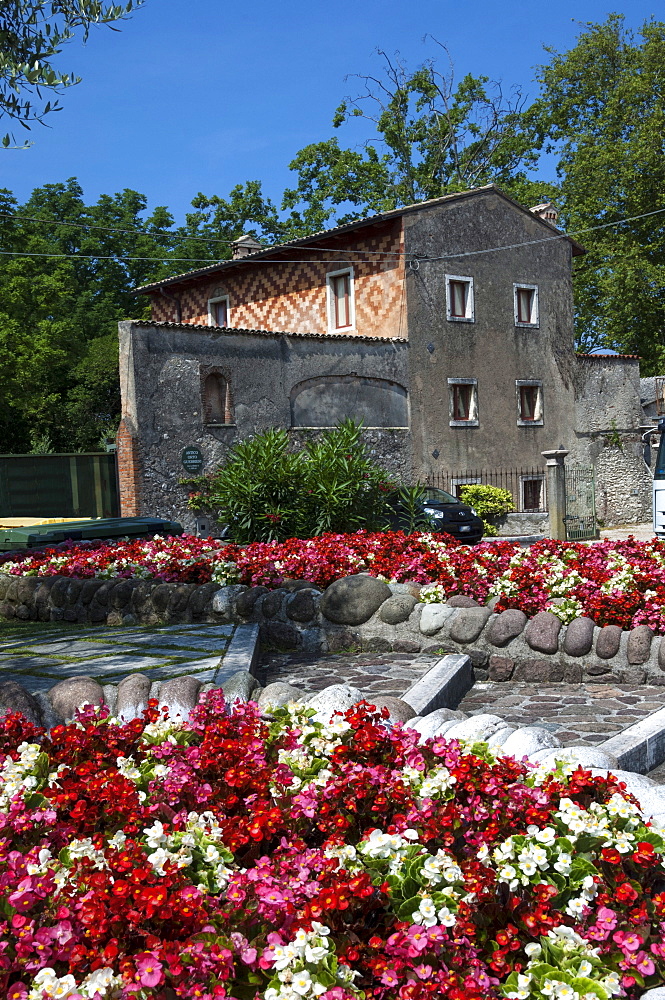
[485,608,527,647]
[234,586,269,617]
[627,624,653,665]
[524,611,561,654]
[449,607,492,643]
[562,616,595,657]
[501,726,561,758]
[261,589,287,619]
[379,594,417,625]
[446,595,479,608]
[258,682,304,712]
[116,673,151,722]
[48,676,104,721]
[0,680,43,727]
[158,676,201,721]
[285,588,320,622]
[596,624,622,659]
[365,695,416,723]
[319,575,391,626]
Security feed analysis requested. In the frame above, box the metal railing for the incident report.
[422,467,548,513]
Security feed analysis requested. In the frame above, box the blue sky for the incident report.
[0,0,659,223]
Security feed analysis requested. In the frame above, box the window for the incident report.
[208,294,230,327]
[203,372,234,425]
[448,378,478,427]
[446,275,474,322]
[514,283,539,327]
[326,268,355,332]
[520,476,546,512]
[516,380,543,426]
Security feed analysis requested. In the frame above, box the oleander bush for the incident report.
[183,420,393,543]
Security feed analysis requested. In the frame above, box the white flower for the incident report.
[144,820,167,848]
[437,905,456,927]
[291,970,313,995]
[553,853,572,875]
[524,942,542,958]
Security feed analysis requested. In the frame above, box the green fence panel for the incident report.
[0,453,119,518]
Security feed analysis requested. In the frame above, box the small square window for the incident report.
[516,380,543,426]
[326,268,355,332]
[448,378,478,427]
[521,476,545,511]
[208,295,230,327]
[514,283,539,327]
[446,275,474,322]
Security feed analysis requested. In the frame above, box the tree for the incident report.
[0,178,177,451]
[283,41,555,228]
[529,16,665,369]
[0,0,144,146]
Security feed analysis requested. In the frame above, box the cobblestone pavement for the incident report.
[0,620,236,690]
[459,681,665,746]
[259,650,440,700]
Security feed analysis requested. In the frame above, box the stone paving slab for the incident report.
[0,621,237,692]
[458,682,665,746]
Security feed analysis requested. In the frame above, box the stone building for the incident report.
[118,185,650,530]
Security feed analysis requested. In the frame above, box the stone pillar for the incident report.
[542,449,569,540]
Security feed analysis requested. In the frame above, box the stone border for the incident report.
[402,654,474,715]
[3,572,665,686]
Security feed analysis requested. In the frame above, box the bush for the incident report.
[185,419,393,543]
[459,483,515,536]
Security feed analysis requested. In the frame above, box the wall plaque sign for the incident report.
[181,446,204,474]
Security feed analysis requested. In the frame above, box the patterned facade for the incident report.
[147,220,406,339]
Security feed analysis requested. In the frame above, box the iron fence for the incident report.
[422,467,548,513]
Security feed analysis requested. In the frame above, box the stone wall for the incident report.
[3,571,664,686]
[118,321,410,530]
[573,355,652,525]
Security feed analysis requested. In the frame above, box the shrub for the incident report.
[185,419,393,543]
[459,484,515,536]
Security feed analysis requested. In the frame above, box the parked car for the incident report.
[385,487,484,544]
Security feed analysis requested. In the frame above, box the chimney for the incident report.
[529,202,559,224]
[231,233,263,259]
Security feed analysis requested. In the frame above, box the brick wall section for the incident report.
[148,220,406,339]
[116,417,141,516]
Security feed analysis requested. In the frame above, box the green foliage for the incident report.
[282,41,553,226]
[529,15,665,370]
[186,420,393,543]
[0,0,144,147]
[28,430,53,454]
[458,484,514,536]
[387,485,433,535]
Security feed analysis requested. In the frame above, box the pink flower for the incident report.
[135,952,164,988]
[613,930,643,954]
[635,951,656,976]
[595,906,617,931]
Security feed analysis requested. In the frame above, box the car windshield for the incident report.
[422,487,458,504]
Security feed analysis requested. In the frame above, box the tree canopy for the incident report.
[0,0,143,146]
[528,15,665,370]
[2,15,665,454]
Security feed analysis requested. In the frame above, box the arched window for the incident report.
[203,372,234,425]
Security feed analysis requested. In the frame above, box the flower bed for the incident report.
[4,533,665,634]
[1,697,665,999]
